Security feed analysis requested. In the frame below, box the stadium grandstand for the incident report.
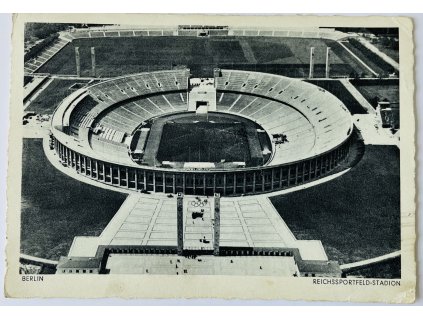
[50,69,353,196]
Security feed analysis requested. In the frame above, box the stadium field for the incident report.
[270,145,400,265]
[21,139,127,260]
[157,122,251,164]
[36,36,369,78]
[26,79,93,115]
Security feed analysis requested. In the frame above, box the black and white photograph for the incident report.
[4,14,416,302]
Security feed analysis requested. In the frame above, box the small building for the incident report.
[56,256,101,274]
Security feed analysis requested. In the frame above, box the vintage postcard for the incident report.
[5,14,416,302]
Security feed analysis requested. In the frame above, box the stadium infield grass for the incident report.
[270,145,400,265]
[157,122,251,164]
[21,139,128,260]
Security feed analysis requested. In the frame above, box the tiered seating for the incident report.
[88,69,190,110]
[89,135,129,161]
[216,70,297,98]
[94,124,126,143]
[147,95,174,113]
[68,96,98,136]
[96,108,141,133]
[216,70,352,160]
[163,92,188,111]
[75,70,190,136]
[216,92,240,112]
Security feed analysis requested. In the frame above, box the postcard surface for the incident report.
[5,14,416,302]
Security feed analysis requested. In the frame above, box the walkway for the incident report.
[340,250,401,273]
[20,254,58,266]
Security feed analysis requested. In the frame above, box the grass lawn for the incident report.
[21,139,128,260]
[354,84,399,105]
[36,36,372,78]
[26,79,92,115]
[157,122,250,163]
[270,145,400,265]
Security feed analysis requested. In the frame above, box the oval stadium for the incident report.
[50,69,353,196]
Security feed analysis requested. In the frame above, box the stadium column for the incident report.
[153,171,156,192]
[315,158,320,178]
[88,158,92,177]
[77,154,81,172]
[213,174,216,193]
[279,167,283,188]
[252,172,256,193]
[309,160,313,181]
[243,173,247,193]
[233,173,236,195]
[181,174,185,193]
[325,47,331,79]
[163,172,166,192]
[177,193,184,256]
[143,171,147,190]
[117,166,121,186]
[309,47,315,79]
[271,169,274,190]
[126,168,130,188]
[294,164,299,185]
[203,174,206,195]
[223,174,226,196]
[75,47,81,77]
[287,166,291,186]
[320,157,325,175]
[213,193,221,256]
[91,47,96,77]
[172,174,176,194]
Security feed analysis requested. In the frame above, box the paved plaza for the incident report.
[68,193,328,263]
[106,254,298,276]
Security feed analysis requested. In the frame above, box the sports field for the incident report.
[157,122,251,163]
[271,145,400,265]
[36,36,369,78]
[21,139,127,260]
[25,79,93,115]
